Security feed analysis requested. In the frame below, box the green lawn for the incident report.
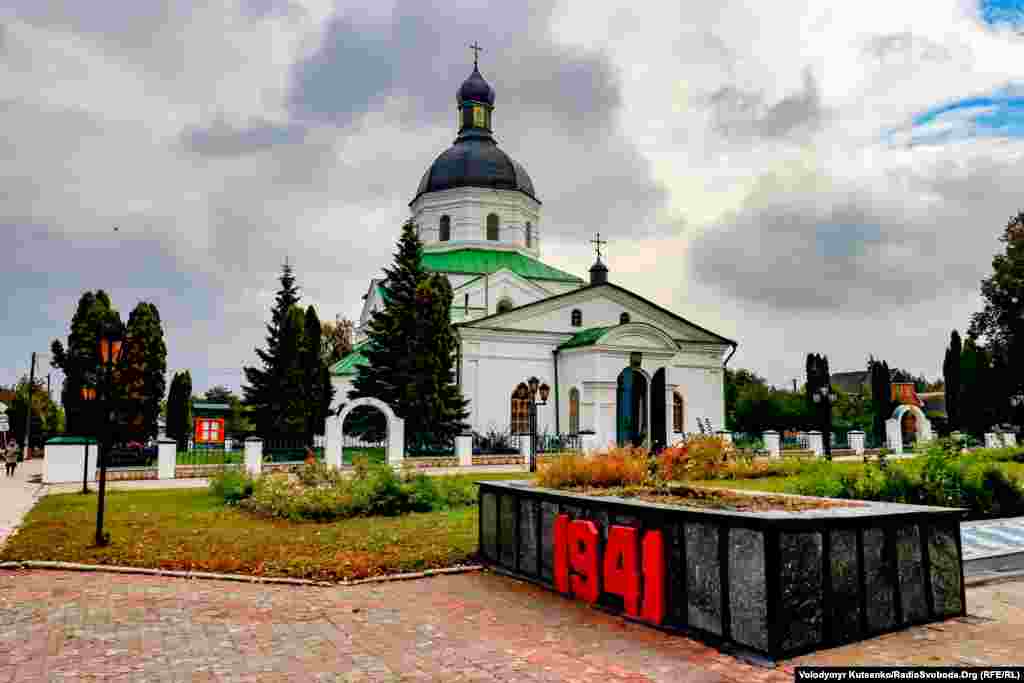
[0,472,528,581]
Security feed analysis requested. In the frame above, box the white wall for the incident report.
[43,443,97,484]
[411,186,542,255]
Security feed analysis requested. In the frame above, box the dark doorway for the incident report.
[651,368,666,452]
[616,367,648,447]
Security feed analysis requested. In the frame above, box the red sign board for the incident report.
[194,418,224,444]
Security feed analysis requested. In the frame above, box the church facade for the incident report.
[330,61,737,451]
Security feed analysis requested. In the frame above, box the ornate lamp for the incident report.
[527,376,540,399]
[80,386,97,494]
[538,383,550,404]
[94,323,124,547]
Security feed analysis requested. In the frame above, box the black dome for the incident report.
[413,138,538,203]
[457,66,495,106]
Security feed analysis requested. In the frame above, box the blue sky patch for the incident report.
[980,0,1024,26]
[903,86,1024,146]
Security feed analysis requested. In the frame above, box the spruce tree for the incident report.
[349,221,469,451]
[943,330,962,431]
[301,305,335,444]
[869,357,892,445]
[166,371,192,449]
[243,262,303,435]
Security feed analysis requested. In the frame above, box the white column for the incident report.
[519,432,531,460]
[763,430,780,458]
[244,437,263,477]
[456,433,473,467]
[886,419,903,454]
[985,432,1001,449]
[807,430,824,457]
[388,418,404,467]
[1005,432,1018,447]
[325,417,342,469]
[157,438,177,479]
[581,432,599,454]
[848,430,865,456]
[224,437,233,452]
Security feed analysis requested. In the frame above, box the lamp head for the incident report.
[539,383,551,403]
[528,376,540,398]
[80,387,96,401]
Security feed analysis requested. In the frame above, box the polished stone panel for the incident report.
[481,492,498,562]
[519,499,539,576]
[828,529,862,642]
[863,527,896,632]
[685,521,722,636]
[729,528,767,651]
[540,502,558,582]
[778,532,824,652]
[897,524,928,623]
[499,494,517,568]
[928,523,963,617]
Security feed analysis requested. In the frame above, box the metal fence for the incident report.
[261,436,325,463]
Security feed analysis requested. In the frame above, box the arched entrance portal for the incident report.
[334,397,405,467]
[885,403,933,454]
[616,367,649,448]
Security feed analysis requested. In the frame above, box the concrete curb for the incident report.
[964,568,1024,588]
[0,559,483,587]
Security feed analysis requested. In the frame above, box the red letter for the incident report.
[568,519,600,603]
[554,514,570,594]
[641,530,665,625]
[603,525,641,616]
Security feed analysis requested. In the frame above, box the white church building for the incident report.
[330,60,737,451]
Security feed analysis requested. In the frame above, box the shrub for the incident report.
[537,447,649,489]
[296,460,345,488]
[655,435,736,481]
[657,444,690,482]
[208,469,255,504]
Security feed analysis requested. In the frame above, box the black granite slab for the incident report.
[778,531,824,652]
[481,492,498,562]
[519,498,539,577]
[728,527,767,651]
[685,521,722,635]
[828,529,861,643]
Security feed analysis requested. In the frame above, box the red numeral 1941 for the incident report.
[552,514,665,625]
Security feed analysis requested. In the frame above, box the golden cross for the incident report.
[469,41,483,67]
[590,232,607,260]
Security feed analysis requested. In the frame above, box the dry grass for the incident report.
[536,447,649,489]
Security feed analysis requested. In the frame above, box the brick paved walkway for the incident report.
[0,568,792,683]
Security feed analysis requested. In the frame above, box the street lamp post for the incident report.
[525,376,550,473]
[94,328,123,547]
[811,386,836,460]
[80,386,96,494]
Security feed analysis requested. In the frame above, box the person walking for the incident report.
[4,441,18,477]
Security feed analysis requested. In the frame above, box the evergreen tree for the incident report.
[943,330,962,431]
[349,221,468,450]
[242,262,304,435]
[166,371,192,449]
[121,302,167,440]
[50,291,118,434]
[960,338,995,437]
[302,305,335,444]
[805,353,833,456]
[869,356,892,445]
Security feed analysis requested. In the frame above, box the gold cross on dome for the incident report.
[591,232,607,260]
[469,41,483,67]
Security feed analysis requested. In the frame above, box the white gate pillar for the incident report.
[886,419,903,454]
[1004,432,1018,447]
[244,437,263,477]
[807,430,824,457]
[389,419,404,467]
[456,433,473,467]
[848,430,865,456]
[326,411,343,469]
[157,438,177,479]
[762,430,780,458]
[985,432,1001,449]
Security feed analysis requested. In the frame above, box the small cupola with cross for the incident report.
[589,232,609,285]
[457,42,496,137]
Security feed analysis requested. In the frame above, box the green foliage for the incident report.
[50,290,121,434]
[869,357,892,446]
[302,306,335,444]
[120,302,168,440]
[725,368,815,433]
[943,330,962,431]
[165,371,192,449]
[203,386,252,435]
[4,376,58,446]
[208,469,255,504]
[349,222,468,450]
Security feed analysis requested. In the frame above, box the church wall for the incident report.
[667,364,725,434]
[412,187,541,254]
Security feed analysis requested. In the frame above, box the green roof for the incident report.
[421,249,583,283]
[329,339,370,377]
[192,402,231,413]
[46,436,98,445]
[558,326,612,350]
[376,284,390,303]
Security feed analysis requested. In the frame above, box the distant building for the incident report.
[192,402,230,446]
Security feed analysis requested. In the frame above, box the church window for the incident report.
[511,383,530,434]
[525,221,533,248]
[620,312,631,324]
[473,106,486,128]
[569,388,580,434]
[571,309,582,327]
[673,392,684,433]
[486,213,500,240]
[497,297,514,314]
[439,215,451,242]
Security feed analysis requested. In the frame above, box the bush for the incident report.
[296,460,345,488]
[208,469,255,504]
[537,447,649,489]
[655,435,737,481]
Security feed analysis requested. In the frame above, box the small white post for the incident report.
[985,432,1001,449]
[848,430,865,456]
[716,430,733,445]
[456,433,473,467]
[519,432,531,461]
[244,437,263,477]
[157,438,177,479]
[762,430,780,458]
[224,437,233,452]
[387,419,404,468]
[1004,432,1018,447]
[807,430,824,457]
[325,419,342,469]
[886,418,903,454]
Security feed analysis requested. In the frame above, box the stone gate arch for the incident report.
[885,403,933,454]
[333,397,405,467]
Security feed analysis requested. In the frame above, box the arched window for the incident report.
[571,309,582,327]
[569,388,580,434]
[620,312,631,324]
[439,215,450,242]
[673,392,684,433]
[497,297,514,314]
[511,383,530,434]
[486,213,500,240]
[525,221,533,248]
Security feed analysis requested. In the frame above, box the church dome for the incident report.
[457,65,495,106]
[414,139,537,202]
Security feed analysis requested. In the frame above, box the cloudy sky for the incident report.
[4,0,1024,399]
